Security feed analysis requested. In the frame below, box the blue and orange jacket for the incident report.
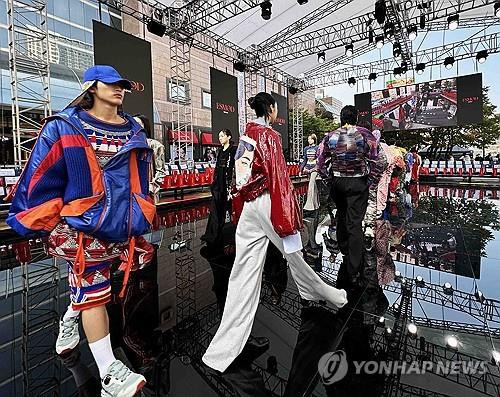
[6,106,155,243]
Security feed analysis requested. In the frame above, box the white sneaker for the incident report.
[101,360,146,397]
[55,316,80,355]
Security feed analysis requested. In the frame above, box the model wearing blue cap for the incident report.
[7,64,151,397]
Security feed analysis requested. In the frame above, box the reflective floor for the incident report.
[1,182,500,396]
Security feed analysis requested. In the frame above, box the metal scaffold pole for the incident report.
[291,93,303,162]
[7,0,52,168]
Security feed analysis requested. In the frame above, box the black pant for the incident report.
[331,176,369,276]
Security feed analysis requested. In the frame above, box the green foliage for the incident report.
[302,109,339,146]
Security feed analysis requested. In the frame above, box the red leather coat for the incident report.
[232,122,303,237]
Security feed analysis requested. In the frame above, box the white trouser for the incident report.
[202,192,347,372]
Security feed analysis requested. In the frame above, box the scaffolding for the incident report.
[291,93,304,162]
[7,0,52,168]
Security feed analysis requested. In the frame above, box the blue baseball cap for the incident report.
[66,65,132,108]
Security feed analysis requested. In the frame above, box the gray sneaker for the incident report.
[101,360,146,397]
[55,316,80,355]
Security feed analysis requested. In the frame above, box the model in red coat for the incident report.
[202,92,347,373]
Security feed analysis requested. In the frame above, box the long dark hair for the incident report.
[248,92,276,119]
[133,114,152,138]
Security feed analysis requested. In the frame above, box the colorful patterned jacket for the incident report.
[7,106,155,243]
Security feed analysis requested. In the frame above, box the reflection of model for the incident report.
[201,129,236,245]
[7,66,153,396]
[203,92,347,373]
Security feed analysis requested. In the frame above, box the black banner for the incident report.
[271,92,289,158]
[457,73,483,126]
[354,92,373,130]
[210,68,239,142]
[93,21,153,124]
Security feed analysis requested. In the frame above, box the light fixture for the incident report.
[368,28,374,44]
[297,0,308,4]
[447,14,459,31]
[416,62,426,74]
[378,316,386,325]
[375,0,387,25]
[443,282,454,295]
[288,86,298,95]
[345,43,354,57]
[393,303,400,311]
[419,14,426,29]
[415,275,425,287]
[408,323,418,336]
[394,67,402,78]
[444,56,455,69]
[394,270,402,282]
[348,77,356,87]
[233,61,246,72]
[495,2,500,18]
[147,10,167,37]
[475,290,486,303]
[317,51,326,64]
[384,22,395,39]
[393,42,402,57]
[369,72,377,82]
[492,350,500,365]
[261,1,272,20]
[408,25,418,41]
[446,335,459,350]
[376,35,384,49]
[386,327,393,335]
[401,61,408,73]
[476,50,488,64]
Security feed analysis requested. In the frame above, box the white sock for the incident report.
[88,334,116,378]
[63,305,80,321]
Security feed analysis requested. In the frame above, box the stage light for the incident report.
[348,77,356,87]
[376,36,384,49]
[233,61,246,72]
[378,316,386,325]
[393,303,400,311]
[415,275,425,287]
[495,2,500,18]
[393,42,402,58]
[401,61,408,73]
[446,335,459,350]
[297,0,308,4]
[476,50,488,64]
[261,1,272,20]
[492,350,500,365]
[384,22,395,39]
[317,51,326,64]
[393,67,402,78]
[368,28,374,44]
[375,0,387,25]
[147,15,167,37]
[394,270,402,282]
[345,43,354,57]
[475,290,486,303]
[369,72,377,82]
[443,282,454,295]
[288,86,298,95]
[447,14,459,31]
[444,56,455,70]
[408,25,418,41]
[408,323,418,336]
[386,327,393,335]
[416,62,426,74]
[420,14,426,29]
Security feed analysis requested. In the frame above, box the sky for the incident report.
[323,25,500,110]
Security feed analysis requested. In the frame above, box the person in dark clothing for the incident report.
[201,129,237,244]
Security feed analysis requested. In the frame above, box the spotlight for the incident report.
[476,50,488,64]
[297,0,308,4]
[394,270,403,282]
[447,14,459,31]
[345,43,354,57]
[369,72,377,82]
[384,22,395,39]
[261,1,272,20]
[408,25,418,41]
[318,51,326,64]
[147,15,167,37]
[233,61,246,72]
[376,35,384,49]
[393,42,402,57]
[443,282,454,295]
[416,62,426,74]
[394,67,402,78]
[385,327,393,336]
[375,0,387,25]
[408,323,418,336]
[378,316,386,325]
[348,77,356,87]
[401,61,408,73]
[419,14,426,29]
[446,335,459,350]
[492,350,500,365]
[415,275,425,287]
[475,290,486,303]
[495,2,500,18]
[393,303,400,311]
[368,28,374,44]
[444,56,455,69]
[288,86,298,95]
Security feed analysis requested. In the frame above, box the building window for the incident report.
[167,78,190,104]
[202,89,211,109]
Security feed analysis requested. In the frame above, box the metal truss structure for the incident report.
[245,71,258,123]
[291,93,304,162]
[7,0,52,168]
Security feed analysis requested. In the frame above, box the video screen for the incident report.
[355,73,483,132]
